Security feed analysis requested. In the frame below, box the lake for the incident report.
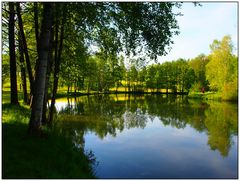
[54,94,238,179]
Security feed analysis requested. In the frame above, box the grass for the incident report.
[2,96,96,178]
[188,91,223,101]
[187,91,238,102]
[2,91,11,104]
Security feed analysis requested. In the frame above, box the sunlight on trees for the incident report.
[206,35,238,100]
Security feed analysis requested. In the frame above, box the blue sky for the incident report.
[158,2,238,63]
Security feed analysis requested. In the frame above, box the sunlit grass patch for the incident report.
[2,91,11,104]
[188,91,223,101]
[2,103,30,124]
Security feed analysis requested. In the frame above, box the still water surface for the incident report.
[54,94,238,178]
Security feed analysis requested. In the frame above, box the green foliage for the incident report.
[64,2,181,59]
[3,2,184,103]
[145,64,157,90]
[184,68,196,92]
[189,54,209,91]
[59,25,88,90]
[2,54,10,84]
[206,36,238,100]
[222,78,238,101]
[66,55,198,94]
[173,59,191,92]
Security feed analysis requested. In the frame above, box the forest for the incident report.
[2,2,238,178]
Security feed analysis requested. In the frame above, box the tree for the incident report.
[154,64,164,92]
[114,56,126,92]
[2,4,10,85]
[138,67,147,91]
[84,57,98,93]
[59,27,88,94]
[160,62,173,93]
[206,35,238,100]
[184,68,196,93]
[18,31,28,103]
[49,4,66,124]
[28,3,54,134]
[16,3,34,95]
[8,2,19,105]
[2,54,10,85]
[33,2,40,55]
[189,54,209,92]
[145,65,156,92]
[129,65,138,91]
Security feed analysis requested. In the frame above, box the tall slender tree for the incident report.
[42,23,54,125]
[16,3,34,95]
[9,2,19,105]
[49,4,66,124]
[18,31,28,103]
[34,2,40,55]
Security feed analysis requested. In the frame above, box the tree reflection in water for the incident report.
[55,94,237,157]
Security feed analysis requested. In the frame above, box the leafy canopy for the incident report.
[68,2,181,59]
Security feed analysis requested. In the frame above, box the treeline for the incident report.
[58,35,237,101]
[60,53,196,94]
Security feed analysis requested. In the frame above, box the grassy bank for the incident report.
[2,103,96,178]
[188,91,238,102]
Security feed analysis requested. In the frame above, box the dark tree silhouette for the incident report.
[9,2,18,105]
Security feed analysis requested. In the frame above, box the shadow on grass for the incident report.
[2,103,96,179]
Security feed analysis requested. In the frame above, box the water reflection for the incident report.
[54,94,238,178]
[56,94,237,157]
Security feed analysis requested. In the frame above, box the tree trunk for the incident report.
[125,80,127,92]
[116,82,118,92]
[166,82,168,94]
[48,12,59,125]
[67,85,70,94]
[74,81,77,95]
[9,2,19,105]
[16,3,34,95]
[42,25,54,125]
[87,81,90,94]
[18,31,28,104]
[28,3,54,134]
[128,78,130,92]
[49,7,65,124]
[34,2,39,55]
[181,80,184,93]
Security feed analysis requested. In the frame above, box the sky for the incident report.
[157,2,238,63]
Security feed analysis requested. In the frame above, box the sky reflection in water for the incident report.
[55,94,238,178]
